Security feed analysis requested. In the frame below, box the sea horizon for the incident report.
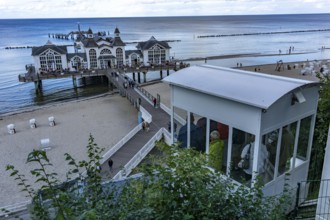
[1,12,330,20]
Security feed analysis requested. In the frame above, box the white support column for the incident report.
[187,111,191,148]
[206,118,210,154]
[226,126,233,175]
[170,104,174,145]
[252,133,261,185]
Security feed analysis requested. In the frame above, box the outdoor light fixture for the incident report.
[291,91,306,105]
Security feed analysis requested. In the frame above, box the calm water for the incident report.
[0,14,330,114]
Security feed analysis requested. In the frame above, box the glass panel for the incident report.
[297,116,312,162]
[261,129,279,183]
[207,120,229,173]
[173,106,188,148]
[231,129,254,185]
[278,122,297,176]
[193,114,206,152]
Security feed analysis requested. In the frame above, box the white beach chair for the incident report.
[48,116,55,126]
[29,118,37,128]
[40,138,51,151]
[7,124,16,134]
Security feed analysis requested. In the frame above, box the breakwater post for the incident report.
[160,70,163,79]
[132,72,136,81]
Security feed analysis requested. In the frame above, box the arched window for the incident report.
[100,49,112,55]
[89,49,97,69]
[116,48,124,67]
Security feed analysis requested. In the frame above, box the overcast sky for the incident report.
[0,0,329,19]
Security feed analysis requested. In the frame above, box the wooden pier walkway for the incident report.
[99,68,172,179]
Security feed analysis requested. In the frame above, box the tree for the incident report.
[308,73,330,181]
[6,136,288,220]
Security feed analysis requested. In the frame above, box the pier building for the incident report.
[30,27,172,74]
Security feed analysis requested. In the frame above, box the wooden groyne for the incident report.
[197,28,330,38]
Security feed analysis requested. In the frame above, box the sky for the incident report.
[0,0,329,19]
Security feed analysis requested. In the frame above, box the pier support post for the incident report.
[108,82,114,91]
[160,70,163,79]
[34,80,42,94]
[167,69,169,76]
[143,72,147,83]
[138,72,141,84]
[82,77,86,86]
[72,75,77,88]
[132,72,136,81]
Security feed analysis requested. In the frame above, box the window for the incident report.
[297,116,312,161]
[278,122,297,176]
[207,119,229,173]
[89,49,97,69]
[261,129,279,183]
[173,106,188,148]
[39,49,63,71]
[147,45,166,64]
[116,48,124,67]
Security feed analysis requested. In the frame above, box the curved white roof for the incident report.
[163,65,320,109]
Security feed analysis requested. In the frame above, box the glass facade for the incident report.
[148,45,166,64]
[172,103,314,187]
[39,49,62,71]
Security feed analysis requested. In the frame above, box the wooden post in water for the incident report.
[160,70,163,79]
[167,69,170,76]
[132,72,136,81]
[82,77,86,86]
[72,75,77,88]
[138,72,141,83]
[34,80,42,94]
[143,72,147,83]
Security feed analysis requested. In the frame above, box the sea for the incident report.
[0,14,330,115]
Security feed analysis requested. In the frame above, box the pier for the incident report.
[19,62,189,93]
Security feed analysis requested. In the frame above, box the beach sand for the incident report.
[0,93,138,207]
[239,60,322,82]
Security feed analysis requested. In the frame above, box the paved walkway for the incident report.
[99,69,171,179]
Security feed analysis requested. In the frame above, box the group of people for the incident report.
[177,114,228,172]
[176,113,294,182]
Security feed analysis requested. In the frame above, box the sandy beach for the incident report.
[0,93,138,208]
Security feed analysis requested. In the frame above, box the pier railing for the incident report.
[19,62,189,83]
[19,69,107,82]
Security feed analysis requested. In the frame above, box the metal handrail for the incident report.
[113,128,164,180]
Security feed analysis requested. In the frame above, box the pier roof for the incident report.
[32,44,67,56]
[136,36,171,50]
[163,65,320,109]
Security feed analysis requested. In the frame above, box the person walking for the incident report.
[153,98,157,108]
[108,159,113,172]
